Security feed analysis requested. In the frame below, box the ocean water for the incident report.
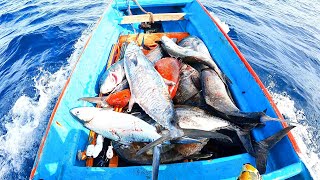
[0,0,319,179]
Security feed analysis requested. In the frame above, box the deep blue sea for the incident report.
[0,0,319,179]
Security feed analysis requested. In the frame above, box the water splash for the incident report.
[209,12,230,34]
[269,87,320,178]
[0,24,95,179]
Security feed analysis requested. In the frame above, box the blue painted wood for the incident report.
[113,0,193,10]
[31,0,312,179]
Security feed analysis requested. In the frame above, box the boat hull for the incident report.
[30,0,312,179]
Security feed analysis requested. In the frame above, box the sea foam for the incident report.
[0,23,95,179]
[269,88,320,178]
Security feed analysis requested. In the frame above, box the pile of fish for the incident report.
[70,34,294,180]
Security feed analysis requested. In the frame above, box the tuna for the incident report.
[99,59,126,94]
[201,68,238,113]
[201,68,273,130]
[160,35,231,84]
[123,41,178,132]
[70,107,161,143]
[173,63,201,104]
[178,35,212,59]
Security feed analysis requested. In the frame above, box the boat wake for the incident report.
[268,86,320,178]
[0,25,95,180]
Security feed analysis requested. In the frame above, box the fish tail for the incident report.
[236,129,255,156]
[254,125,295,174]
[260,115,301,125]
[152,144,161,180]
[136,134,170,156]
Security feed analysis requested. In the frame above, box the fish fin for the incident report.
[127,96,135,112]
[182,129,232,143]
[190,74,201,90]
[119,42,129,60]
[141,36,151,50]
[170,137,202,144]
[225,81,237,105]
[171,38,178,43]
[136,134,170,156]
[236,129,255,156]
[78,97,109,107]
[253,126,295,174]
[223,73,232,84]
[260,116,304,127]
[152,144,161,180]
[162,78,176,86]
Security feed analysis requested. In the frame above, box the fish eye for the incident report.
[76,111,80,114]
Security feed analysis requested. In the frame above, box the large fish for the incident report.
[201,68,272,129]
[99,59,126,94]
[201,68,238,113]
[70,107,161,143]
[173,63,201,104]
[160,35,231,84]
[99,42,128,94]
[123,41,178,132]
[178,35,212,59]
[175,105,256,157]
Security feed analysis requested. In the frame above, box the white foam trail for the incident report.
[0,24,96,179]
[269,88,320,178]
[209,12,230,34]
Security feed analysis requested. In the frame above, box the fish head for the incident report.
[100,69,123,94]
[70,107,100,123]
[124,42,142,68]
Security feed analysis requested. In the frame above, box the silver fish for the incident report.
[175,105,254,156]
[201,68,271,129]
[178,35,212,58]
[70,107,161,143]
[124,42,177,132]
[173,63,201,104]
[176,105,235,132]
[160,35,231,84]
[110,78,129,94]
[201,68,239,113]
[99,59,125,94]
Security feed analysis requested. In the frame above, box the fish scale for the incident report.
[124,42,175,130]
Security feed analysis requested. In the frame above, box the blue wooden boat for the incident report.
[30,0,312,179]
